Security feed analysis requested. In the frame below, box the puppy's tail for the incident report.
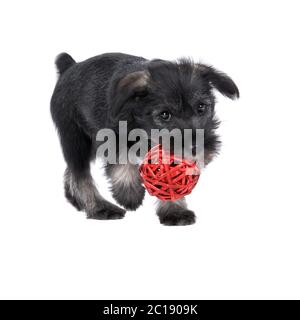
[55,52,76,75]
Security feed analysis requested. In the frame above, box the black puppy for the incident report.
[51,53,239,225]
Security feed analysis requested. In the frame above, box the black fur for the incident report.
[55,53,76,75]
[51,52,239,225]
[158,208,196,226]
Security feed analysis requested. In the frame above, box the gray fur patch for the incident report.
[157,198,187,210]
[65,169,102,211]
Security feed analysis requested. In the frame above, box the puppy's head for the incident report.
[108,58,239,163]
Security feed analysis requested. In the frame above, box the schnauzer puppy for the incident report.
[51,52,239,225]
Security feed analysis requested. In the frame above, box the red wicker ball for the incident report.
[139,145,200,201]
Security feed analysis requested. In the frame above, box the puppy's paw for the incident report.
[87,201,126,220]
[158,209,196,226]
[112,186,145,211]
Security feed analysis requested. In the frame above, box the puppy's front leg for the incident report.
[156,198,196,226]
[106,164,145,210]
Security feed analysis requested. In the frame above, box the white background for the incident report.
[0,0,299,299]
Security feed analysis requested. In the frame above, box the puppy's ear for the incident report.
[199,65,239,99]
[108,70,149,121]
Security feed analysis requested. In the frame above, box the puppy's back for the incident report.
[50,52,146,134]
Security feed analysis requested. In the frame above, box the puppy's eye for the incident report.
[198,103,207,115]
[160,111,172,121]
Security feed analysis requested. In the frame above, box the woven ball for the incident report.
[139,145,200,201]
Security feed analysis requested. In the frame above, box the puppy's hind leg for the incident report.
[64,168,125,220]
[105,164,145,211]
[54,115,125,220]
